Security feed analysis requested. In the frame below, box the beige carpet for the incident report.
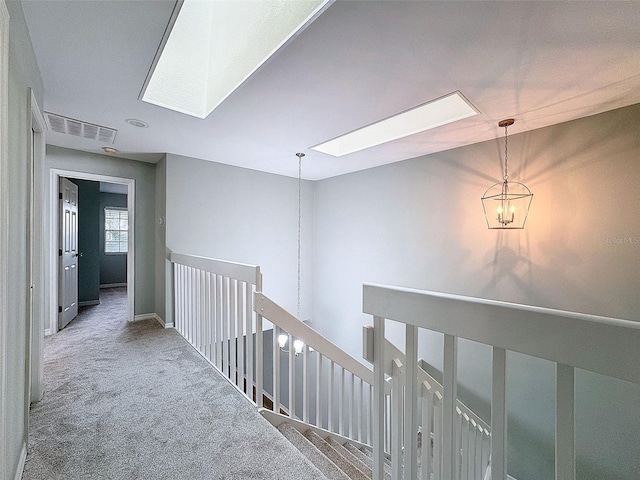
[22,287,326,480]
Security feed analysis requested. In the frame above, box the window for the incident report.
[104,207,128,253]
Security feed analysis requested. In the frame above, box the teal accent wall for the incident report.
[75,180,100,303]
[100,192,127,285]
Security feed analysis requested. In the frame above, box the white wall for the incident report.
[165,153,315,321]
[45,146,157,320]
[313,104,640,480]
[2,0,44,477]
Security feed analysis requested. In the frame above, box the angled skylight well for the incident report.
[311,91,479,157]
[141,0,331,119]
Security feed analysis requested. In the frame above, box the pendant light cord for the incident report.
[296,153,304,320]
[503,123,509,181]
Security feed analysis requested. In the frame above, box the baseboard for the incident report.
[133,313,173,329]
[78,300,100,307]
[14,441,27,480]
[45,328,53,336]
[100,283,127,289]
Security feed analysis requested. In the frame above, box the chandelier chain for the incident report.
[296,153,303,320]
[503,123,509,181]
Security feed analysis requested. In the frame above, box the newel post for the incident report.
[372,316,386,480]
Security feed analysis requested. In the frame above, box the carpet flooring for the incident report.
[22,288,326,480]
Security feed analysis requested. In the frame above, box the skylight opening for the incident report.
[311,91,479,157]
[141,0,331,119]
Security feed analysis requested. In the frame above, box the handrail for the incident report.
[363,283,640,385]
[170,251,262,287]
[364,282,640,480]
[255,292,374,384]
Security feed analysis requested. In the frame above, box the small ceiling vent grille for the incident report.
[45,112,117,145]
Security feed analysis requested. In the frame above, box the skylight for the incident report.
[142,0,330,119]
[311,91,479,157]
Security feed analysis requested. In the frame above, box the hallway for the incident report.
[23,288,324,479]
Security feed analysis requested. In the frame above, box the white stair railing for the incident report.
[170,252,264,403]
[170,252,497,469]
[363,283,640,480]
[363,330,491,479]
[254,292,377,444]
[170,252,382,445]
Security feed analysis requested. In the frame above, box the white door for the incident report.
[59,177,78,329]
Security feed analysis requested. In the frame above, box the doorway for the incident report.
[49,169,135,336]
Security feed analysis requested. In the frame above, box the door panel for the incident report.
[59,177,78,329]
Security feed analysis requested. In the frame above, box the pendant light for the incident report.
[278,152,306,355]
[481,119,533,229]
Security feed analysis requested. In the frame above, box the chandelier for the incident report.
[481,119,533,229]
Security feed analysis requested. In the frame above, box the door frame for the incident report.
[49,169,135,335]
[0,0,10,474]
[27,89,46,407]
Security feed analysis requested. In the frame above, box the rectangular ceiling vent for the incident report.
[45,112,117,144]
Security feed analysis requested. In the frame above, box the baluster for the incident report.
[359,378,365,442]
[196,269,202,353]
[174,264,181,333]
[460,412,470,480]
[468,418,477,480]
[316,353,322,427]
[221,276,229,377]
[255,310,263,408]
[369,384,374,447]
[481,429,490,480]
[491,347,507,480]
[339,367,345,435]
[245,283,253,400]
[185,267,191,341]
[433,391,443,480]
[404,324,419,480]
[303,344,310,423]
[421,381,433,480]
[372,316,386,480]
[442,334,458,480]
[349,371,355,438]
[328,360,334,432]
[273,326,281,412]
[391,358,403,480]
[215,274,222,370]
[229,279,237,385]
[204,271,211,361]
[288,333,295,418]
[236,282,244,394]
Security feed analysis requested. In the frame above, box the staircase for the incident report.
[275,421,390,480]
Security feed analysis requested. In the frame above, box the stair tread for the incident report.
[304,430,370,480]
[326,438,372,476]
[344,443,391,479]
[277,423,350,480]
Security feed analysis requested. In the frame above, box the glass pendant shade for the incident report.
[481,118,533,229]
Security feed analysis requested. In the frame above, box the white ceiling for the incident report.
[21,0,640,180]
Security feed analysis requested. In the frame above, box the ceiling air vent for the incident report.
[45,112,117,145]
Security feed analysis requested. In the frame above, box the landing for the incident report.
[23,287,325,479]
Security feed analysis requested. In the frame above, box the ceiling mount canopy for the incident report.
[481,119,533,229]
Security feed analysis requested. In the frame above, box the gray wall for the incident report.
[313,104,640,480]
[3,0,44,477]
[75,179,101,303]
[99,192,127,285]
[45,146,157,320]
[155,155,167,322]
[165,154,315,320]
